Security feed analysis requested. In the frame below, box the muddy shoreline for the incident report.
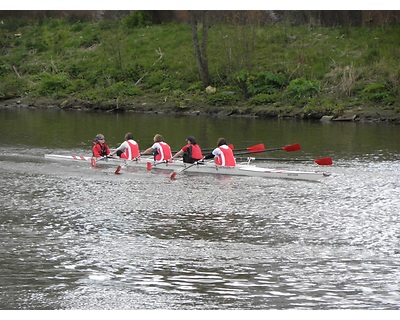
[1,97,399,123]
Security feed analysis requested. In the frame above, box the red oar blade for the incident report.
[146,162,152,171]
[282,143,301,152]
[246,143,265,153]
[115,165,122,174]
[170,171,177,180]
[314,157,333,166]
[91,158,96,168]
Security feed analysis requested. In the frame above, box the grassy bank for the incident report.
[1,16,400,122]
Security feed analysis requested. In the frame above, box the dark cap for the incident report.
[95,134,105,141]
[187,136,196,144]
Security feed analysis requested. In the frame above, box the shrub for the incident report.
[121,11,152,29]
[206,92,238,106]
[145,69,168,90]
[0,63,11,77]
[232,70,287,98]
[249,93,279,105]
[0,74,29,99]
[286,78,320,99]
[232,70,249,97]
[360,83,391,103]
[78,33,101,48]
[66,79,92,93]
[247,71,287,96]
[188,81,205,92]
[103,81,143,99]
[36,72,69,95]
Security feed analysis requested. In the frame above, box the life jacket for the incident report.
[183,144,203,163]
[189,144,203,160]
[215,145,236,166]
[120,140,140,160]
[154,141,172,161]
[92,142,109,158]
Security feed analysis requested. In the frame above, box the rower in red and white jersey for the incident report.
[110,132,140,160]
[203,137,236,167]
[141,133,172,162]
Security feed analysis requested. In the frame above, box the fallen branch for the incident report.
[135,47,164,86]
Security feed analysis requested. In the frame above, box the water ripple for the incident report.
[1,153,400,309]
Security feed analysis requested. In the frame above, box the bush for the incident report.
[0,63,10,77]
[103,81,143,99]
[188,81,205,92]
[248,71,287,96]
[206,92,238,106]
[35,72,69,95]
[232,70,287,98]
[121,11,152,29]
[360,83,391,103]
[144,69,168,90]
[232,70,249,97]
[285,78,320,99]
[78,33,101,48]
[249,93,279,105]
[66,79,92,93]
[0,74,29,99]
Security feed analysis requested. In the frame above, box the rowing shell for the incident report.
[44,154,154,165]
[44,154,93,162]
[167,161,329,181]
[44,154,330,182]
[44,154,173,168]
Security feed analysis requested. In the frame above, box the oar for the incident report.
[314,157,333,165]
[265,143,301,152]
[91,157,97,167]
[175,144,235,154]
[196,144,264,159]
[237,156,333,166]
[91,156,113,168]
[203,144,234,152]
[170,162,199,180]
[234,143,301,156]
[231,143,265,153]
[115,157,141,174]
[115,164,123,174]
[146,160,170,171]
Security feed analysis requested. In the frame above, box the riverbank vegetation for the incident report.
[1,12,400,121]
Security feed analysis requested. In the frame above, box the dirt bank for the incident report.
[1,97,399,124]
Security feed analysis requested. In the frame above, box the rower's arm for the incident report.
[172,149,184,160]
[141,147,154,155]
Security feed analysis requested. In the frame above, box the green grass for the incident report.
[1,16,400,119]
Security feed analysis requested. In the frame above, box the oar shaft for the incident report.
[237,157,309,161]
[264,148,281,152]
[170,161,200,179]
[237,156,333,165]
[234,143,300,156]
[234,150,266,156]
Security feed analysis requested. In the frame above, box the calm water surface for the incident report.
[1,108,400,310]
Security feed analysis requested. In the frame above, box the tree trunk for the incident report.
[189,11,210,87]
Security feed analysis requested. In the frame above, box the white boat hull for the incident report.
[168,162,328,181]
[44,154,330,182]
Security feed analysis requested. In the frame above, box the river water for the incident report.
[1,108,400,311]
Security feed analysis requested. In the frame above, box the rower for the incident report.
[202,137,236,167]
